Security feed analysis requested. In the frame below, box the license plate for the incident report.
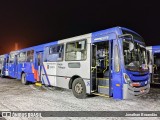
[140,88,145,93]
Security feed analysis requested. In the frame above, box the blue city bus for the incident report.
[40,26,150,99]
[147,45,160,84]
[8,44,44,84]
[0,54,9,77]
[0,26,150,99]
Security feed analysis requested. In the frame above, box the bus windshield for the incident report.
[123,39,148,72]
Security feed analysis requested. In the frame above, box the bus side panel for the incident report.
[26,73,35,82]
[8,63,16,78]
[17,63,24,80]
[4,64,9,76]
[24,62,35,82]
[2,55,9,76]
[17,63,22,80]
[41,37,91,94]
[41,63,50,86]
[57,39,91,93]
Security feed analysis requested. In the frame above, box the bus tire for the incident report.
[21,73,28,85]
[72,78,87,99]
[0,74,4,78]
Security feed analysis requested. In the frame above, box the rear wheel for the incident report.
[21,73,28,85]
[72,78,87,99]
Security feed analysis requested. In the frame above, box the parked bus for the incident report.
[8,44,44,84]
[146,46,160,84]
[0,26,150,100]
[40,26,150,99]
[0,54,9,77]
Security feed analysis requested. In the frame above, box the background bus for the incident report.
[41,26,150,99]
[147,46,160,84]
[0,54,9,77]
[7,44,44,84]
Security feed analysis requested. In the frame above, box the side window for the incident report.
[114,45,120,72]
[45,44,64,62]
[18,52,26,62]
[37,53,43,66]
[27,50,34,62]
[9,54,15,63]
[6,57,9,64]
[65,39,87,61]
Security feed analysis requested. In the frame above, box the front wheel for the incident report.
[72,78,87,99]
[21,73,28,85]
[0,71,4,78]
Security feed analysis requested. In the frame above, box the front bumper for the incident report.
[5,70,9,76]
[123,83,150,99]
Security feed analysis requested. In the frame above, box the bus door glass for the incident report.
[91,44,97,91]
[14,55,18,78]
[36,52,43,82]
[153,53,160,83]
[91,41,110,96]
[5,56,9,76]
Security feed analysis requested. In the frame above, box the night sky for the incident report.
[0,0,159,54]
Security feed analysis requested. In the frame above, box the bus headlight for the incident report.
[123,73,131,83]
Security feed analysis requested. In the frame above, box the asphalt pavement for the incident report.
[0,77,160,120]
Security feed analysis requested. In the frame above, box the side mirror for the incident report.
[129,42,134,52]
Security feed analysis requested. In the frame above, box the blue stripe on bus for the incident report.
[42,63,51,85]
[42,76,45,85]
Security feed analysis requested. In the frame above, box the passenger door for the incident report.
[91,41,111,96]
[91,44,97,92]
[36,52,43,82]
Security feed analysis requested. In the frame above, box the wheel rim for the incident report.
[75,83,83,94]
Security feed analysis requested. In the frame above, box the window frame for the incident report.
[9,53,15,63]
[46,44,64,62]
[18,52,27,63]
[26,50,34,62]
[65,39,87,61]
